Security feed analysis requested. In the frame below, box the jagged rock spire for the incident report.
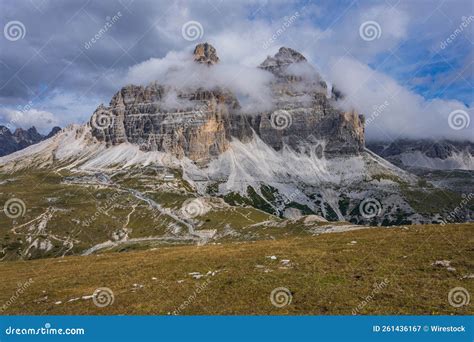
[260,47,306,70]
[193,43,219,65]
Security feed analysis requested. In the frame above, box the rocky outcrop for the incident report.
[90,44,365,162]
[91,83,241,163]
[368,139,473,160]
[0,126,61,157]
[367,139,473,170]
[259,47,307,77]
[193,43,219,65]
[250,47,364,154]
[45,126,62,139]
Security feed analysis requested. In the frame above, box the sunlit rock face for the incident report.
[193,42,220,65]
[91,43,365,163]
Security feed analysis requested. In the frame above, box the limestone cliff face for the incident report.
[253,47,364,154]
[193,42,219,65]
[91,43,364,162]
[91,83,240,163]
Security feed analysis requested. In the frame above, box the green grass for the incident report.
[0,170,195,260]
[401,186,466,215]
[0,170,310,260]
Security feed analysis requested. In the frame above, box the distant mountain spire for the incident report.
[193,43,219,65]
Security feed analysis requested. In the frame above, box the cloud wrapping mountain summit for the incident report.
[91,43,365,163]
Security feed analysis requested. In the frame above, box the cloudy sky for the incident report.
[0,0,472,141]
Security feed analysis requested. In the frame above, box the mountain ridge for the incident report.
[0,44,471,262]
[366,139,473,171]
[89,43,365,163]
[0,125,61,157]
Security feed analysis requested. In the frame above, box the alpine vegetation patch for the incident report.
[0,278,34,313]
[352,278,390,315]
[83,192,121,227]
[172,278,211,315]
[84,11,123,50]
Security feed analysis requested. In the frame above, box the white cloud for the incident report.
[329,57,473,141]
[123,49,276,113]
[0,108,60,133]
[361,5,409,40]
[119,24,473,142]
[4,0,466,142]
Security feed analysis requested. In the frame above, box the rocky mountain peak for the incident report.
[274,46,307,63]
[13,126,42,143]
[45,126,62,139]
[193,43,219,65]
[0,125,61,157]
[260,47,306,70]
[90,44,365,163]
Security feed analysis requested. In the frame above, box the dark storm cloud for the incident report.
[0,0,472,140]
[0,0,261,128]
[0,0,175,105]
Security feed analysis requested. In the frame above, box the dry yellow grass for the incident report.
[0,223,472,315]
